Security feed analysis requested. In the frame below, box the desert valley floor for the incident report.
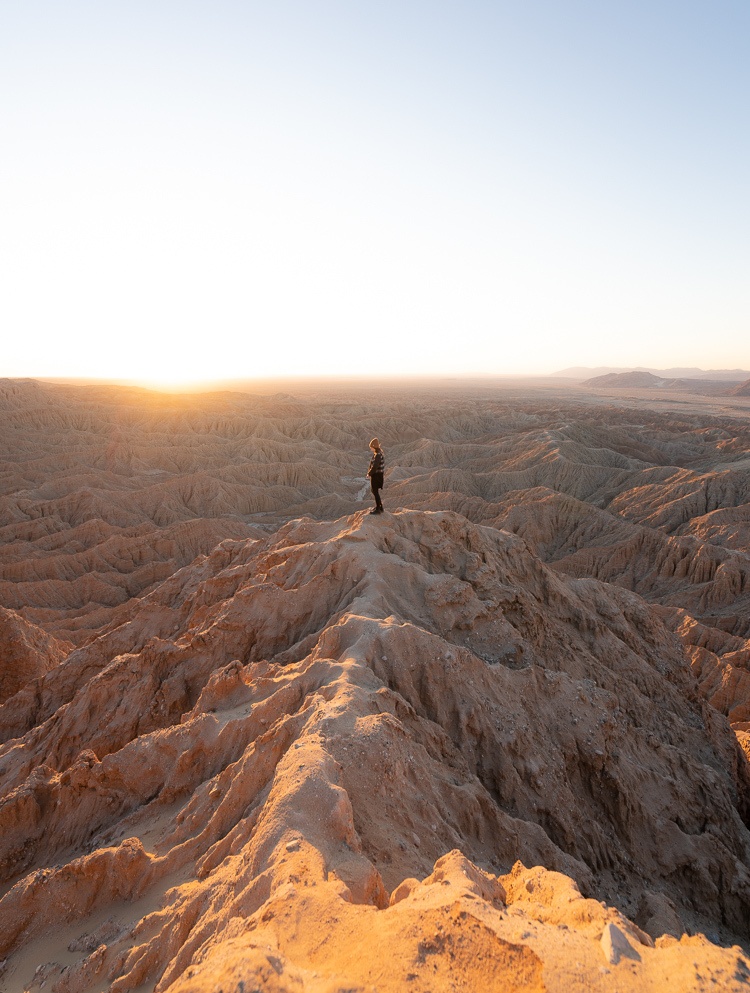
[1,376,750,992]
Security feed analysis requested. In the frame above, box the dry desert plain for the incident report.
[2,375,750,992]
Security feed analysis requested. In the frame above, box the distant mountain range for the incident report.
[580,371,746,394]
[554,366,750,382]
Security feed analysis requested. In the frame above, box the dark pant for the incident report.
[370,472,384,510]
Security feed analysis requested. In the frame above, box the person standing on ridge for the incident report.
[367,438,385,514]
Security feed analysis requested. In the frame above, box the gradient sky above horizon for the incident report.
[1,1,748,384]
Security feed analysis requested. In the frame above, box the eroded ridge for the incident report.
[1,509,749,992]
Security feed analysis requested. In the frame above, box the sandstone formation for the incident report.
[1,377,750,991]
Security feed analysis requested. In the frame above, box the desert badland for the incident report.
[2,375,750,992]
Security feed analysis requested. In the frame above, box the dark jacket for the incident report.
[367,449,385,478]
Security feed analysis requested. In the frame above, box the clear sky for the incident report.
[1,1,748,384]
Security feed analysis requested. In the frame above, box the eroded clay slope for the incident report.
[0,606,71,704]
[1,510,749,992]
[2,377,750,658]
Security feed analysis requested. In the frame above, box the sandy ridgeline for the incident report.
[1,378,750,991]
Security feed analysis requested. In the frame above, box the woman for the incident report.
[367,438,385,514]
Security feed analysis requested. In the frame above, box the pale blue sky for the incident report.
[1,2,748,382]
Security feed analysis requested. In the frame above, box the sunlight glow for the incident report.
[1,2,749,382]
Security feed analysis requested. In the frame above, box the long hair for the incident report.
[369,437,382,451]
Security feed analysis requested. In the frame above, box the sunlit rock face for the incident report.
[1,378,750,992]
